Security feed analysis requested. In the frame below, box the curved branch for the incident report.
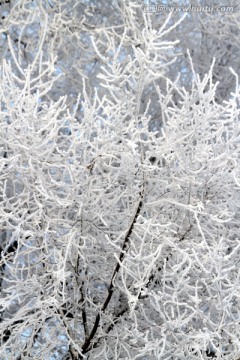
[80,185,145,355]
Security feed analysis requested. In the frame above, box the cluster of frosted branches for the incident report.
[0,2,240,360]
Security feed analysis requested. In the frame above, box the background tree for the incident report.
[0,1,240,359]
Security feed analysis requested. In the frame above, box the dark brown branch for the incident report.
[80,186,144,355]
[84,305,130,355]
